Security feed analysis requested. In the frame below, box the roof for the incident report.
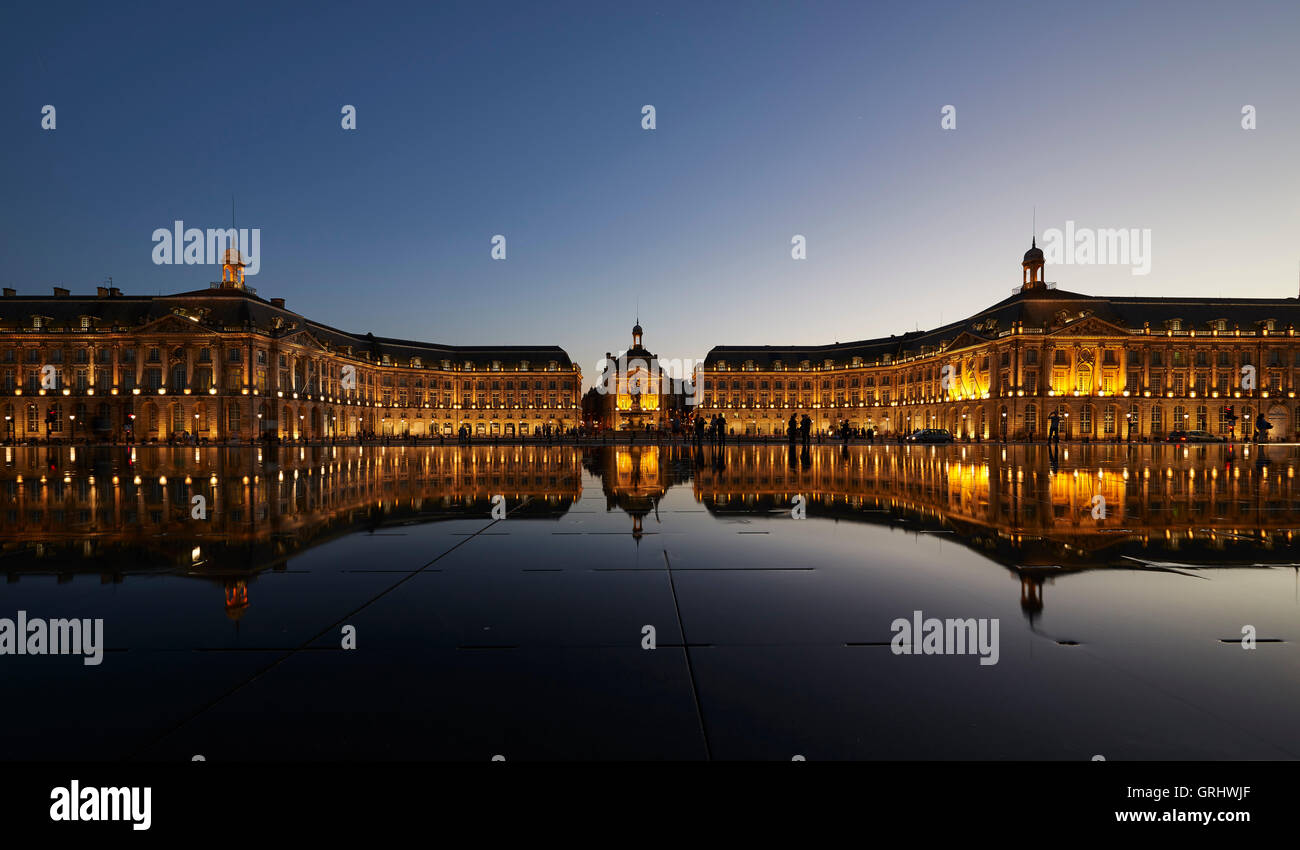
[703,287,1300,368]
[0,284,574,369]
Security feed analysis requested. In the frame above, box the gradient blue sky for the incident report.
[3,0,1299,387]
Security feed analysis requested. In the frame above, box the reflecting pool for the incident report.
[1,442,1298,760]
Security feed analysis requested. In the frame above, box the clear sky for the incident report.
[3,0,1299,387]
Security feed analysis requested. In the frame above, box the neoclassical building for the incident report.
[589,322,666,431]
[699,243,1300,440]
[0,263,581,442]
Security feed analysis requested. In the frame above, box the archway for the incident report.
[1266,404,1290,441]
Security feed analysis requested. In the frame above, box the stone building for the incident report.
[0,265,581,442]
[699,242,1300,440]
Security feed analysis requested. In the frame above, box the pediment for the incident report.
[1048,315,1128,337]
[277,328,332,352]
[136,314,220,335]
[943,331,987,351]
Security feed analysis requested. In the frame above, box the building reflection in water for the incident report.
[2,442,1296,621]
[0,444,582,619]
[688,441,1300,620]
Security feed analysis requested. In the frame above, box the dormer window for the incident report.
[32,316,44,329]
[1168,318,1183,332]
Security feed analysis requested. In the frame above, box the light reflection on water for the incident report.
[1,443,1298,760]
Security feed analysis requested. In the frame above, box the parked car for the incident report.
[905,428,955,444]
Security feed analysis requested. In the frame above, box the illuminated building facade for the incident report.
[593,322,667,430]
[699,243,1300,440]
[0,266,581,442]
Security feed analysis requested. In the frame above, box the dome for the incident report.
[632,323,643,336]
[1023,239,1043,264]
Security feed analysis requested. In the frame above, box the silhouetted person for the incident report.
[717,413,727,446]
[1047,410,1060,444]
[788,413,798,444]
[799,414,811,448]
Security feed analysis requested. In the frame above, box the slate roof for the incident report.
[0,284,574,369]
[704,287,1300,368]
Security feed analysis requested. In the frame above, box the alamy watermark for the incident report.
[0,611,104,665]
[593,353,700,403]
[890,610,999,665]
[151,221,261,275]
[1041,220,1151,276]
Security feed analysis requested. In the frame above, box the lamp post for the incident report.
[3,414,12,444]
[68,414,77,443]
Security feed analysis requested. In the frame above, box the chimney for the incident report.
[109,287,121,297]
[270,297,285,308]
[2,288,14,297]
[97,286,109,298]
[53,286,69,297]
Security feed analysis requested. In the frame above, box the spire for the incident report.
[221,195,247,289]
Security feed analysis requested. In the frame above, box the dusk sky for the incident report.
[3,0,1299,387]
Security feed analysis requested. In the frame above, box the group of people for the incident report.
[694,413,729,446]
[787,413,813,447]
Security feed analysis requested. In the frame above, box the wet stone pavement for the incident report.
[1,442,1298,760]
